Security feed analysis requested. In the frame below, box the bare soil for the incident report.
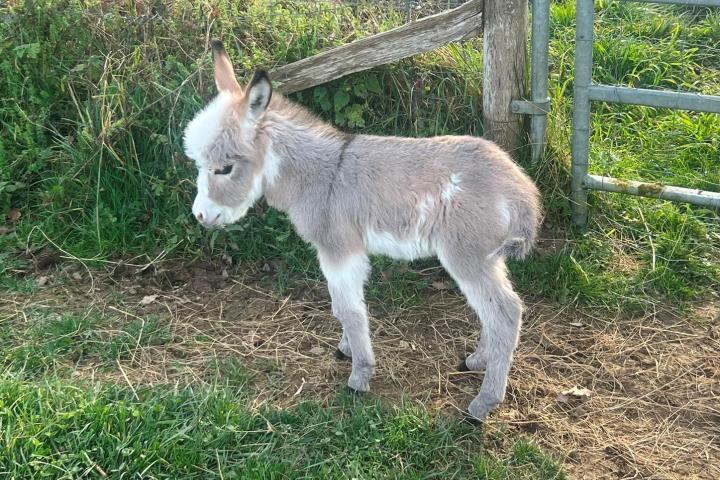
[3,257,719,479]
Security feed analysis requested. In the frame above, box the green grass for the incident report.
[0,380,565,479]
[0,1,718,475]
[2,0,717,312]
[0,308,173,377]
[537,0,720,308]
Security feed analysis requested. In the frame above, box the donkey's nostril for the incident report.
[196,212,204,222]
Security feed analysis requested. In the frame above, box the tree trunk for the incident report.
[482,0,527,156]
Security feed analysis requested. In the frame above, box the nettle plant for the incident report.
[309,73,383,129]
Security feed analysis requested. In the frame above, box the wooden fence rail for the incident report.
[267,0,530,157]
[270,0,484,94]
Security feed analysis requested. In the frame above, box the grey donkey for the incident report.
[185,41,542,421]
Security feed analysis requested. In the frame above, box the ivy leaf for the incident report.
[345,104,365,128]
[334,90,350,112]
[334,110,347,126]
[314,86,331,111]
[313,86,327,100]
[353,81,368,98]
[365,75,382,94]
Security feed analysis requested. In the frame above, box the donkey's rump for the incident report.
[336,134,540,262]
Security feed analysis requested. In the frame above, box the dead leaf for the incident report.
[399,340,410,349]
[569,322,584,327]
[570,405,588,419]
[309,346,325,356]
[561,385,592,400]
[36,276,49,286]
[8,209,21,222]
[709,325,720,340]
[432,281,449,290]
[71,271,82,281]
[140,294,158,305]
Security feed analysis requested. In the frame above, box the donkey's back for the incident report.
[323,133,541,267]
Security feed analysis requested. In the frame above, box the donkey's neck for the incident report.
[260,112,347,213]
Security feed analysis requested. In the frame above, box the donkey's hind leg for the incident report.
[318,251,375,392]
[335,332,352,360]
[440,254,523,421]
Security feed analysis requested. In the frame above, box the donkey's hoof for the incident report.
[457,360,470,372]
[467,396,500,422]
[346,385,367,396]
[461,411,486,427]
[335,348,351,361]
[347,374,371,393]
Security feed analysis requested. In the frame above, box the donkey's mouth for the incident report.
[207,205,252,228]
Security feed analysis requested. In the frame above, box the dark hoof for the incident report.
[457,360,470,372]
[461,412,485,426]
[335,348,351,361]
[346,386,366,396]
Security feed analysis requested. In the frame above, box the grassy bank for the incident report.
[2,0,718,311]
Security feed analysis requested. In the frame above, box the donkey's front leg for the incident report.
[318,251,375,392]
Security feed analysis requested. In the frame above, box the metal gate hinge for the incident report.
[511,98,551,115]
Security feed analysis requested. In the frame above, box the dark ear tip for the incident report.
[251,69,271,85]
[210,39,225,55]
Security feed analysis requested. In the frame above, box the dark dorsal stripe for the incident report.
[325,134,356,202]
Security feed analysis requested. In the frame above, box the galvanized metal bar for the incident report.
[585,175,720,208]
[627,0,720,7]
[511,99,551,115]
[530,0,551,163]
[589,85,720,113]
[571,0,594,226]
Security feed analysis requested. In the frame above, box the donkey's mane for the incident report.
[267,93,345,141]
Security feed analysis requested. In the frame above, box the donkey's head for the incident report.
[183,40,273,227]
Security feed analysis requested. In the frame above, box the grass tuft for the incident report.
[0,380,564,479]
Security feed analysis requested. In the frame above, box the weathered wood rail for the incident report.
[265,0,535,158]
[270,0,484,94]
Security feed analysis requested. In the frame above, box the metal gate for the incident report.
[571,0,720,226]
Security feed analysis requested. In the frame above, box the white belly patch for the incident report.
[365,229,435,261]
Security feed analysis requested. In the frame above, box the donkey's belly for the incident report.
[364,229,435,261]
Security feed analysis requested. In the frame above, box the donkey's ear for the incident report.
[244,69,273,123]
[211,39,241,93]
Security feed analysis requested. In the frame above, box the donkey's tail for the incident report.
[489,231,536,260]
[487,198,541,261]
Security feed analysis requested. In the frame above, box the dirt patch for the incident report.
[2,260,719,479]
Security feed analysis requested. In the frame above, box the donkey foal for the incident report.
[184,41,541,421]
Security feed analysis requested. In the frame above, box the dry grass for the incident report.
[2,260,718,479]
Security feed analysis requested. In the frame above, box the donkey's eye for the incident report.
[214,164,233,175]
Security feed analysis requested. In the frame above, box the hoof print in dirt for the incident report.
[335,348,351,361]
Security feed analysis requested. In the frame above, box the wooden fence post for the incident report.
[482,0,528,156]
